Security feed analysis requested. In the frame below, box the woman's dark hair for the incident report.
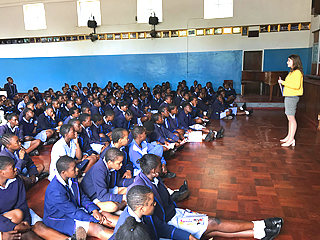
[56,156,74,174]
[103,147,123,163]
[0,133,16,147]
[60,124,73,137]
[0,156,15,170]
[111,128,127,143]
[288,54,303,74]
[139,154,161,174]
[115,216,151,240]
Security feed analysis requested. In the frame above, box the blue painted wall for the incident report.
[263,47,312,74]
[0,47,311,93]
[0,50,243,93]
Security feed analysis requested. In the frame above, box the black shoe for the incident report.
[240,102,247,111]
[216,127,224,138]
[248,108,253,115]
[179,180,188,192]
[264,217,284,229]
[171,189,190,202]
[205,130,214,142]
[177,145,185,151]
[161,171,176,179]
[46,137,57,145]
[262,224,282,240]
[168,149,176,156]
[37,172,49,182]
[29,150,39,156]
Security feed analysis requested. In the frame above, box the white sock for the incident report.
[252,220,266,239]
[245,110,249,115]
[214,131,217,137]
[114,210,123,216]
[240,106,244,111]
[35,177,39,182]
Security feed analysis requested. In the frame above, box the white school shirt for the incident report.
[49,138,77,181]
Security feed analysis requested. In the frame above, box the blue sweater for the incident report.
[80,157,133,203]
[111,207,190,240]
[0,177,31,232]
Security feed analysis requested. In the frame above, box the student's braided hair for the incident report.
[115,213,150,239]
[0,133,15,147]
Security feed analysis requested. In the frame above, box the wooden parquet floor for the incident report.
[27,109,320,240]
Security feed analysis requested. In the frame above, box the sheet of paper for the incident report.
[188,131,203,142]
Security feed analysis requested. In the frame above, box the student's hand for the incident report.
[164,141,169,146]
[177,139,182,143]
[107,132,112,137]
[2,230,22,240]
[29,175,36,184]
[18,148,26,160]
[92,210,107,224]
[82,155,88,160]
[122,170,132,179]
[189,234,199,240]
[122,194,127,202]
[161,164,167,175]
[174,142,180,147]
[14,221,30,233]
[187,129,192,133]
[51,114,55,120]
[99,133,106,138]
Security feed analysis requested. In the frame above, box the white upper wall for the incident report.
[0,0,312,38]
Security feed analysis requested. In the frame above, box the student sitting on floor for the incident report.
[36,105,60,144]
[110,185,196,240]
[81,105,91,115]
[91,98,105,116]
[129,154,284,240]
[166,103,186,139]
[0,113,40,156]
[150,91,162,111]
[60,99,75,121]
[129,98,149,125]
[20,108,54,153]
[189,95,209,123]
[81,148,133,213]
[18,101,34,122]
[159,95,173,108]
[0,156,73,240]
[43,156,117,239]
[128,126,175,178]
[101,109,115,139]
[68,118,99,162]
[113,101,128,118]
[63,106,80,124]
[105,96,117,111]
[91,113,110,144]
[114,110,134,130]
[0,134,47,187]
[79,113,108,155]
[49,124,97,181]
[100,128,133,179]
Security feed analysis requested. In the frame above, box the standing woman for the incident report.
[278,54,303,146]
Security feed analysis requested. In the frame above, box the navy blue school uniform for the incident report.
[80,93,88,103]
[127,172,176,223]
[100,143,133,176]
[90,122,110,143]
[225,88,236,98]
[173,95,182,107]
[0,148,38,176]
[165,114,181,132]
[59,106,69,121]
[34,92,43,102]
[197,97,209,111]
[101,117,114,135]
[77,129,98,156]
[34,108,44,117]
[19,117,37,138]
[4,105,17,114]
[36,112,57,133]
[110,206,190,240]
[114,113,132,130]
[80,126,95,145]
[152,123,179,144]
[43,176,99,236]
[210,98,224,120]
[129,105,145,124]
[159,101,169,108]
[80,157,133,204]
[90,105,104,116]
[104,103,116,111]
[82,100,93,109]
[4,83,18,99]
[177,111,195,130]
[190,103,203,119]
[150,98,162,110]
[0,177,31,232]
[0,123,24,140]
[113,106,123,118]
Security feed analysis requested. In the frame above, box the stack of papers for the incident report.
[187,131,203,142]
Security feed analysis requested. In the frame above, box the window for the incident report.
[204,0,233,19]
[77,0,101,27]
[23,3,47,30]
[137,0,162,23]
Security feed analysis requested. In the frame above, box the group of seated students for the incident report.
[0,78,280,240]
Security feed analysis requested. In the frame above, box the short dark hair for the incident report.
[103,147,123,163]
[23,108,33,117]
[139,154,161,174]
[45,105,53,111]
[151,113,160,123]
[5,113,18,121]
[119,101,128,108]
[56,156,74,174]
[181,101,190,109]
[60,124,73,137]
[0,156,15,170]
[131,126,146,139]
[143,121,155,132]
[126,185,152,211]
[125,110,133,117]
[68,118,80,126]
[189,95,197,102]
[104,109,115,117]
[111,128,127,143]
[158,106,167,114]
[81,105,90,113]
[92,98,100,105]
[79,113,90,124]
[69,107,79,115]
[167,103,177,112]
[92,113,102,122]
